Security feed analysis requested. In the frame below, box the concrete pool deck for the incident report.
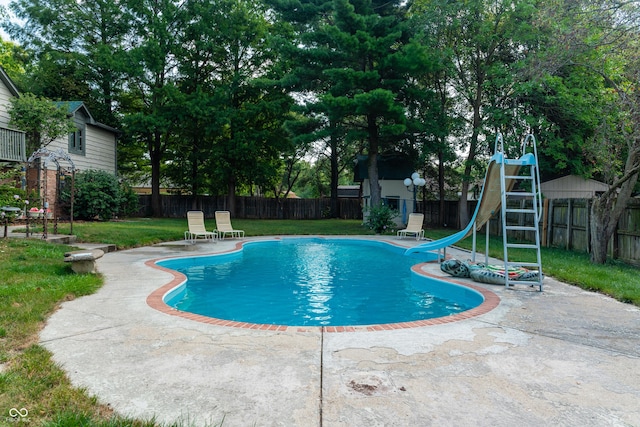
[39,236,640,426]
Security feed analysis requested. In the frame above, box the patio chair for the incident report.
[397,213,424,240]
[184,211,217,243]
[214,210,245,240]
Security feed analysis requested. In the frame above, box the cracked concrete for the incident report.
[38,236,640,427]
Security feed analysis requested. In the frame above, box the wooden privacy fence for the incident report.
[483,198,640,266]
[137,195,465,223]
[543,198,640,265]
[136,195,363,220]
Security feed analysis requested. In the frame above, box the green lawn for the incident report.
[1,218,638,426]
[50,218,373,249]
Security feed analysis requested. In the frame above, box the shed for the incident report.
[354,154,418,225]
[540,175,609,200]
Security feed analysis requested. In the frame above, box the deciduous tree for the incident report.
[414,0,539,226]
[9,93,76,154]
[4,0,131,126]
[527,0,640,264]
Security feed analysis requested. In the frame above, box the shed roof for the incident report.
[54,101,120,134]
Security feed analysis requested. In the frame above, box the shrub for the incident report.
[0,168,31,219]
[62,170,138,220]
[364,203,399,234]
[118,182,139,217]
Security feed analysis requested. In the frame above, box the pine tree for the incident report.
[271,0,436,209]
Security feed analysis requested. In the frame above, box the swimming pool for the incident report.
[158,238,484,327]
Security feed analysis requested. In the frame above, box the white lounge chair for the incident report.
[184,211,217,243]
[397,213,424,240]
[214,210,245,239]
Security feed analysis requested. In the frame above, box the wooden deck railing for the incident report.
[0,127,26,162]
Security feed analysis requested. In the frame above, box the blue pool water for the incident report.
[160,238,483,327]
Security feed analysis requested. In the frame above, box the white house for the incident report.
[540,175,609,200]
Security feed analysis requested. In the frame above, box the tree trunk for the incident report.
[227,178,236,217]
[438,148,446,227]
[459,84,482,228]
[589,197,615,264]
[589,169,639,264]
[367,115,381,208]
[458,131,478,228]
[190,141,199,210]
[150,132,162,217]
[329,130,340,218]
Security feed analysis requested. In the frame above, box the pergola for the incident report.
[27,147,75,239]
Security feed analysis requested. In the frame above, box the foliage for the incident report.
[8,93,77,154]
[286,159,355,198]
[364,204,399,234]
[0,167,36,221]
[118,181,139,217]
[0,167,22,207]
[0,37,28,85]
[4,0,128,128]
[524,0,640,263]
[4,0,640,264]
[61,170,137,220]
[270,0,439,210]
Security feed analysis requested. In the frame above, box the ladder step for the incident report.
[506,192,535,197]
[505,208,536,214]
[505,225,537,231]
[506,243,539,249]
[505,262,541,268]
[507,280,543,287]
[504,175,533,180]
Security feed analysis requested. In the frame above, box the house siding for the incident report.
[47,124,117,174]
[0,81,14,129]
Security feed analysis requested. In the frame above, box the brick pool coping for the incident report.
[145,240,500,333]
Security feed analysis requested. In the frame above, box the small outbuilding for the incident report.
[354,154,418,225]
[540,175,608,200]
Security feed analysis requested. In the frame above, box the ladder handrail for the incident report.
[522,133,543,223]
[497,132,544,291]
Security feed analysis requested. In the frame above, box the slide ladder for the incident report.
[496,133,543,291]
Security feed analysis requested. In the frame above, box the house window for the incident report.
[69,125,85,155]
[384,196,400,211]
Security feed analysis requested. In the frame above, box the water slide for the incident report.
[405,151,535,257]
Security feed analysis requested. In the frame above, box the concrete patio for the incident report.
[39,236,640,426]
